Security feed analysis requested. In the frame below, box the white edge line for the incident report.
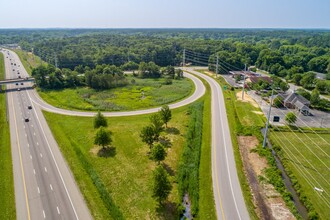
[26,90,80,220]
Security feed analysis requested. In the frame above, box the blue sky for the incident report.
[1,0,329,28]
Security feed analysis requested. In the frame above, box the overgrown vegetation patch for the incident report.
[177,101,204,217]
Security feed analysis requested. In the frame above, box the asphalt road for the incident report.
[184,67,250,220]
[2,50,92,220]
[4,48,248,219]
[28,71,205,117]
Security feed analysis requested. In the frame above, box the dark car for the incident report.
[18,76,21,78]
[24,117,29,122]
[28,105,32,109]
[21,82,23,85]
[16,83,18,85]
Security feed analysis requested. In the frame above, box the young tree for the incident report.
[310,89,321,106]
[150,114,164,141]
[151,144,166,164]
[140,126,155,148]
[152,165,172,205]
[285,112,297,125]
[94,126,112,149]
[94,111,107,128]
[273,96,283,108]
[159,105,172,128]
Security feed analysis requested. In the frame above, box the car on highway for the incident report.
[17,88,20,91]
[16,83,18,85]
[18,76,21,78]
[21,82,24,85]
[28,105,32,109]
[24,117,29,122]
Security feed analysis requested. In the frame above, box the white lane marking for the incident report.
[25,133,27,137]
[26,91,80,220]
[30,155,32,160]
[57,206,60,214]
[27,143,29,148]
[44,167,47,172]
[33,169,36,175]
[23,125,25,128]
[31,124,33,128]
[37,187,40,194]
[37,142,39,146]
[33,132,36,136]
[43,210,46,219]
[40,153,43,158]
[50,184,53,191]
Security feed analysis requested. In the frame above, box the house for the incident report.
[278,92,311,115]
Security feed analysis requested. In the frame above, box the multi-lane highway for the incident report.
[3,49,249,220]
[3,50,92,220]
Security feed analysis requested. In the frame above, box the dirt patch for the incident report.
[238,136,295,220]
[236,91,259,108]
[252,110,263,115]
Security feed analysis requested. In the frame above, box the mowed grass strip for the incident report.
[39,76,194,111]
[0,52,16,219]
[43,105,191,219]
[270,131,330,219]
[197,78,216,219]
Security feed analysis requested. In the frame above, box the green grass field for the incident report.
[0,53,16,219]
[14,49,44,75]
[197,79,216,219]
[44,104,193,219]
[39,76,194,111]
[270,131,330,219]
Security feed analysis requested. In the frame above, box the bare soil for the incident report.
[238,136,295,220]
[236,91,259,108]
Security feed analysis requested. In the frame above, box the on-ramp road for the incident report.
[4,48,248,220]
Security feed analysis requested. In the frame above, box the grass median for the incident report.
[0,52,16,219]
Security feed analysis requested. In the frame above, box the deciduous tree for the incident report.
[152,165,172,205]
[94,126,112,149]
[159,105,172,128]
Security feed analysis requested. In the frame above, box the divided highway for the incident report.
[3,49,249,220]
[3,50,92,220]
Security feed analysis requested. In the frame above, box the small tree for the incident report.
[310,89,320,106]
[285,112,297,125]
[140,126,155,148]
[159,105,172,128]
[94,111,107,128]
[152,165,172,205]
[273,96,283,108]
[150,114,164,141]
[151,144,166,164]
[94,126,112,149]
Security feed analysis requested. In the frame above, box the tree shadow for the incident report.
[159,136,172,148]
[156,201,178,219]
[97,146,116,158]
[162,163,175,176]
[165,127,180,135]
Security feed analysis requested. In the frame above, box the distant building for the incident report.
[247,76,272,84]
[278,92,311,115]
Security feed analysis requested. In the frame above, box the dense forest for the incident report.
[1,29,330,94]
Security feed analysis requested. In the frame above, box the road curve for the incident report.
[28,72,205,117]
[185,67,250,220]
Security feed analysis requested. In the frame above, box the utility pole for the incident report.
[262,88,274,148]
[182,49,186,68]
[241,64,247,100]
[216,55,219,78]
